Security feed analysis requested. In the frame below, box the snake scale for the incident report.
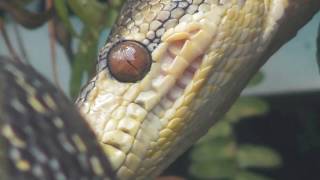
[0,0,319,179]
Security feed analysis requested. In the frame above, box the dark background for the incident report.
[164,92,320,180]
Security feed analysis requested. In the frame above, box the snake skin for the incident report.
[0,0,318,180]
[76,0,293,179]
[0,57,114,179]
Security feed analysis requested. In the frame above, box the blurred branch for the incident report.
[53,18,74,64]
[54,0,78,36]
[0,0,53,29]
[46,0,60,88]
[67,0,107,30]
[317,23,320,72]
[12,22,30,63]
[8,0,34,7]
[0,17,21,62]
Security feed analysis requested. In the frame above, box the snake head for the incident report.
[76,0,291,179]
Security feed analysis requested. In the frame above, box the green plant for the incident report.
[189,73,282,180]
[0,0,125,98]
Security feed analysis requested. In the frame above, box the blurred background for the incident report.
[0,1,319,179]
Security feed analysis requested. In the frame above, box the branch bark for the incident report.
[0,0,53,29]
[46,0,61,89]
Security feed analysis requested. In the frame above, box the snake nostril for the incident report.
[107,40,152,83]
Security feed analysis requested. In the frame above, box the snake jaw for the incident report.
[76,0,291,179]
[80,15,217,178]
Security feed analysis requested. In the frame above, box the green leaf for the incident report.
[237,145,282,169]
[103,7,120,27]
[247,71,264,87]
[108,0,124,7]
[226,97,269,123]
[197,121,233,145]
[236,171,273,180]
[68,0,107,30]
[0,1,52,29]
[70,29,99,98]
[190,159,237,179]
[54,0,78,36]
[191,140,236,163]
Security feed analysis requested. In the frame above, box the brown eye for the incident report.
[107,40,152,82]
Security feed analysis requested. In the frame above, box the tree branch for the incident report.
[0,18,21,62]
[46,0,61,89]
[0,0,53,29]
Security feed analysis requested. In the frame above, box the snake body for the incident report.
[0,0,319,180]
[0,57,114,179]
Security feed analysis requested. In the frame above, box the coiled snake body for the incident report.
[0,0,319,179]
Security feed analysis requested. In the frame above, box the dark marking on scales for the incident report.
[0,57,115,179]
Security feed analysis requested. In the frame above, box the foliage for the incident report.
[0,0,125,98]
[189,74,282,180]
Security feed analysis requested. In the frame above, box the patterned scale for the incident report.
[0,57,114,180]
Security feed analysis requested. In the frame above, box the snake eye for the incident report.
[107,40,152,83]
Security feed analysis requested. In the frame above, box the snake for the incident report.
[0,0,319,179]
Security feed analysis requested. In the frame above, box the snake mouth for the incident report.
[75,0,292,178]
[163,37,203,96]
[76,19,217,179]
[128,27,214,176]
[152,45,203,113]
[133,31,210,128]
[83,24,214,178]
[140,54,203,132]
[166,57,202,102]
